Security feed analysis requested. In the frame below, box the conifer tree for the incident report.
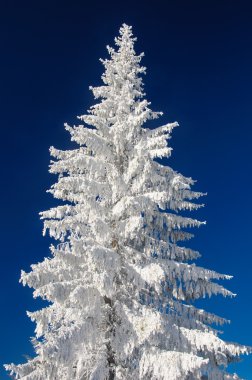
[6,24,250,380]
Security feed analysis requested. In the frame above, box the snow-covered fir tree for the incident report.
[6,24,250,380]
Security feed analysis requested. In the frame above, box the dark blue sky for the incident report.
[1,1,251,378]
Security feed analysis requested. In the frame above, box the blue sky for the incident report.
[1,0,251,378]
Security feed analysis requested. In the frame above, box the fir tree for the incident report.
[5,24,250,380]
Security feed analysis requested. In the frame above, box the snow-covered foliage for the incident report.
[5,24,250,380]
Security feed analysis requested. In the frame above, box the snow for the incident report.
[5,23,250,380]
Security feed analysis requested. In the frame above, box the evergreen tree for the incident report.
[6,24,250,380]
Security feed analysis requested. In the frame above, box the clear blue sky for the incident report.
[1,1,251,378]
